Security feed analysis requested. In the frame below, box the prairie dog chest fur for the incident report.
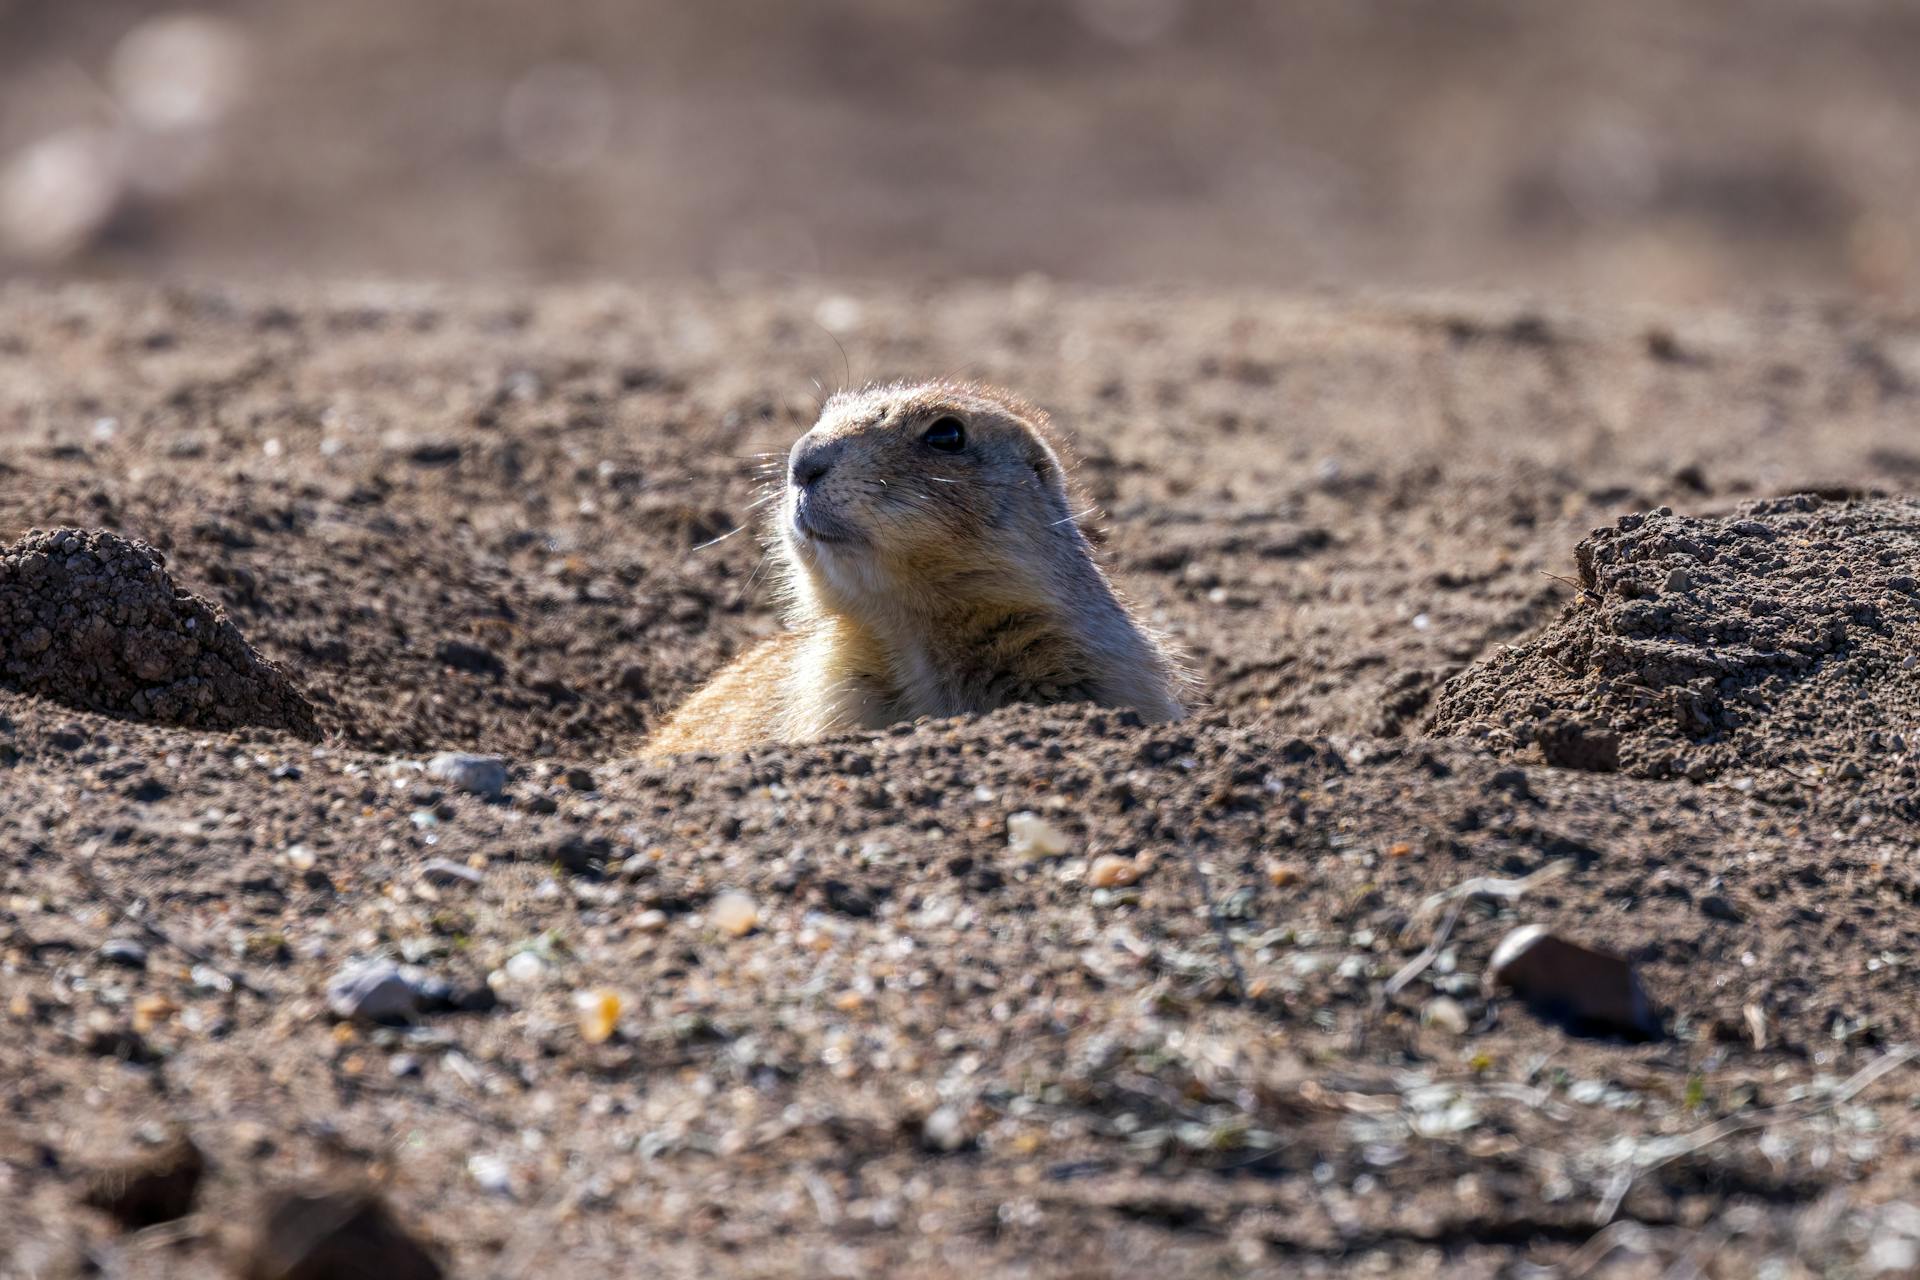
[639,381,1192,758]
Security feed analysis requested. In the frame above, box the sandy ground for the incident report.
[3,282,1920,1276]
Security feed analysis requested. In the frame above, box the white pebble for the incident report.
[1008,811,1072,858]
[710,891,758,937]
[504,951,547,984]
[467,1153,514,1195]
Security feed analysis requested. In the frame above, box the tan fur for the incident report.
[639,381,1192,758]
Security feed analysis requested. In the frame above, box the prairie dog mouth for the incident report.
[789,495,863,546]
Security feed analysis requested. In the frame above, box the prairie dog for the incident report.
[641,381,1189,756]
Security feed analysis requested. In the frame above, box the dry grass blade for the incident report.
[1402,858,1574,939]
[1591,1043,1919,1226]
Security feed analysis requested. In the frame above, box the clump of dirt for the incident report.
[1428,495,1920,782]
[0,528,315,736]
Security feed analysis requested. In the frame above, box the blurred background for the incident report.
[2,0,1918,301]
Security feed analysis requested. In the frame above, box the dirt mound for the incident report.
[1429,495,1920,783]
[0,528,315,736]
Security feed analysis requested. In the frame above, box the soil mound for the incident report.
[0,528,315,735]
[1428,495,1920,782]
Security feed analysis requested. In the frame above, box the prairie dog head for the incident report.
[779,381,1083,619]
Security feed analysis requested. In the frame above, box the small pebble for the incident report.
[388,1054,422,1079]
[922,1105,969,1152]
[132,995,177,1033]
[420,859,483,888]
[1267,862,1303,887]
[1485,925,1660,1039]
[325,960,452,1023]
[467,1154,514,1196]
[100,938,149,969]
[574,988,622,1044]
[189,965,234,993]
[710,891,758,937]
[1008,811,1072,858]
[503,951,547,984]
[1087,855,1141,888]
[634,908,669,931]
[426,752,508,798]
[285,844,317,872]
[1421,996,1471,1035]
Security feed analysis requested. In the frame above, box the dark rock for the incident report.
[1485,925,1660,1039]
[544,833,612,876]
[404,439,462,466]
[820,878,875,917]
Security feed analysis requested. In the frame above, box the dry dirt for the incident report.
[4,282,1920,1277]
[2,526,314,737]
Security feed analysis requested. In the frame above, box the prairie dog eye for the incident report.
[921,416,965,453]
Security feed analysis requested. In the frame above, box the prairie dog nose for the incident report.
[789,438,838,489]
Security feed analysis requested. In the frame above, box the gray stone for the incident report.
[426,752,507,798]
[325,960,455,1023]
